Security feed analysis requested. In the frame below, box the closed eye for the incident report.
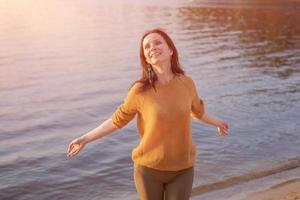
[144,39,162,50]
[154,40,162,45]
[144,43,150,50]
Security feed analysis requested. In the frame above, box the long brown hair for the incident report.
[132,28,185,93]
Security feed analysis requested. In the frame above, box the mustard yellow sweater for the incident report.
[111,74,205,171]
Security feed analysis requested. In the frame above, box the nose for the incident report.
[149,43,158,52]
[149,43,154,50]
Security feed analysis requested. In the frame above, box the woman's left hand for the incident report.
[216,120,229,137]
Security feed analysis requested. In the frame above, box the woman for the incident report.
[67,28,229,200]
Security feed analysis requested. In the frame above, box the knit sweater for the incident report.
[111,74,205,171]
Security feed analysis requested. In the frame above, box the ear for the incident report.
[169,48,173,56]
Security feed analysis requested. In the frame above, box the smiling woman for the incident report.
[67,28,229,200]
[135,29,185,92]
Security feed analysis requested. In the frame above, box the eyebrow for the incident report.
[143,39,161,48]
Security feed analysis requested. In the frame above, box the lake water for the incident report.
[0,0,300,199]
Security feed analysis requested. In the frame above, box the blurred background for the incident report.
[0,0,299,199]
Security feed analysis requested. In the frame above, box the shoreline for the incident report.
[191,166,300,200]
[242,178,300,200]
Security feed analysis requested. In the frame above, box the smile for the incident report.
[150,52,161,58]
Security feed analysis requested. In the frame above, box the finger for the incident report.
[67,143,73,153]
[220,131,227,137]
[222,127,228,132]
[69,144,83,157]
[222,127,228,133]
[68,143,76,154]
[68,149,78,157]
[219,126,226,131]
[68,145,79,157]
[223,125,229,131]
[220,128,228,135]
[218,130,225,136]
[221,124,227,129]
[70,148,81,157]
[218,127,227,136]
[67,149,75,157]
[224,123,229,129]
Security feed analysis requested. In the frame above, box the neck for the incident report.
[152,61,174,85]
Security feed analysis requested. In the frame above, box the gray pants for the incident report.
[133,163,194,200]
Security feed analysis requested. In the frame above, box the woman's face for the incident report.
[142,33,173,66]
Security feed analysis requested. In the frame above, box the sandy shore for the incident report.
[191,166,300,200]
[242,178,300,200]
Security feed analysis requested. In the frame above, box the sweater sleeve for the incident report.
[188,77,205,120]
[111,83,141,129]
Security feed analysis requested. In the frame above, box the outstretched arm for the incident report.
[67,118,118,157]
[199,111,229,137]
[79,118,118,143]
[187,76,229,137]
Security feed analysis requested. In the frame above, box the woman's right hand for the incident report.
[67,136,87,158]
